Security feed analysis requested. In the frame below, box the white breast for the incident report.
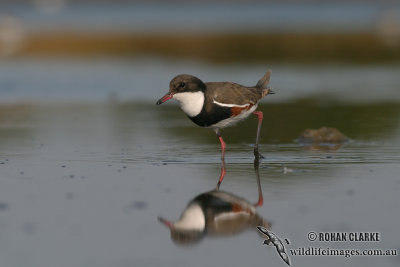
[174,204,206,231]
[173,91,205,117]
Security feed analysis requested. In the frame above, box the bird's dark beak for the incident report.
[158,216,173,229]
[156,93,173,105]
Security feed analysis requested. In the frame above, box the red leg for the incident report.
[215,129,226,160]
[218,135,226,160]
[252,111,263,157]
[215,129,227,189]
[254,190,264,207]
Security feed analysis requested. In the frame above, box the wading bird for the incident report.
[156,70,274,160]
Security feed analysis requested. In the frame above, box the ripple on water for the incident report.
[125,142,400,166]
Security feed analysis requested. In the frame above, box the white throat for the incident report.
[173,91,204,117]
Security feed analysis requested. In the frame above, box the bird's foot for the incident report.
[254,148,265,160]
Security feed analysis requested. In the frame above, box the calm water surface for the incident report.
[0,59,399,267]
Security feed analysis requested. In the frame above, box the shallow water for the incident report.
[1,58,400,266]
[0,98,399,267]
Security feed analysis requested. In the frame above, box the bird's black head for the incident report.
[156,74,206,105]
[169,75,206,95]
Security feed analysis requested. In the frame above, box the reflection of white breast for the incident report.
[174,204,206,231]
[173,91,205,117]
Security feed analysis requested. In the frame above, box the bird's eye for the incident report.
[180,82,185,88]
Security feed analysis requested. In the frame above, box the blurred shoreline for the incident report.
[0,31,400,64]
[2,32,397,64]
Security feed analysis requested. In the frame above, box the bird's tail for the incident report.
[255,69,274,97]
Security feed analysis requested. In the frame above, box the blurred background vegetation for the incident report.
[1,0,400,64]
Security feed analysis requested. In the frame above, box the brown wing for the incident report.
[205,82,263,106]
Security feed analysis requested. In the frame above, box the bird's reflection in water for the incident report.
[158,156,270,245]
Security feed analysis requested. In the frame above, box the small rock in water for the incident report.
[298,127,348,143]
